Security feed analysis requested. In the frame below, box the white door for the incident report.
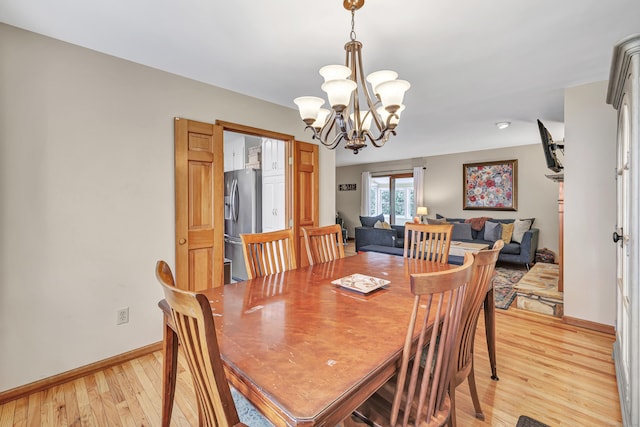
[262,174,285,232]
[608,35,640,427]
[224,132,245,172]
[262,138,285,177]
[274,139,285,175]
[262,176,275,231]
[261,137,286,232]
[614,99,633,416]
[273,175,285,228]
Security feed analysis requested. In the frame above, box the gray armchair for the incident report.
[354,225,405,252]
[354,214,406,252]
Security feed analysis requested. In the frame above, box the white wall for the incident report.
[564,81,617,325]
[336,144,560,252]
[0,23,335,391]
[318,148,336,226]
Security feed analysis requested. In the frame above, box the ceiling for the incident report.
[1,0,639,167]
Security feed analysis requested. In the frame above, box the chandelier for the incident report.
[294,0,410,154]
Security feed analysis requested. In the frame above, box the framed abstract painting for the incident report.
[462,159,517,210]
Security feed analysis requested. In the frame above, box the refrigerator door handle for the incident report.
[231,178,239,223]
[229,179,234,222]
[224,234,243,245]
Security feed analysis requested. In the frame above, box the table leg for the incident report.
[483,288,499,380]
[162,314,179,426]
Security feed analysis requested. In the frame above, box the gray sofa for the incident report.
[355,214,539,268]
[435,216,539,268]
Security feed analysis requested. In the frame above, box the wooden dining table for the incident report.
[158,251,454,427]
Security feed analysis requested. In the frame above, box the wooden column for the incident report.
[557,181,564,292]
[546,173,564,292]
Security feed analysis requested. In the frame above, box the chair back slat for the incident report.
[240,229,296,279]
[390,253,473,427]
[447,240,505,425]
[155,261,245,427]
[404,223,454,264]
[456,240,504,374]
[302,224,345,265]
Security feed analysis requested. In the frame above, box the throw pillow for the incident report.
[451,222,473,240]
[484,221,502,242]
[501,222,514,244]
[435,213,464,223]
[426,218,446,225]
[520,217,536,227]
[374,220,392,230]
[360,213,385,228]
[512,219,533,243]
[446,218,465,223]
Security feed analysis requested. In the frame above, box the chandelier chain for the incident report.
[350,8,356,41]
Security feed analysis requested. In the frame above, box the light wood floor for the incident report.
[0,241,622,426]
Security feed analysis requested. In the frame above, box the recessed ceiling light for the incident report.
[495,121,511,130]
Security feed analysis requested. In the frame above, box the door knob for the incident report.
[612,231,623,243]
[179,238,187,245]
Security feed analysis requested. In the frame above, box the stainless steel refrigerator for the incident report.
[224,168,262,281]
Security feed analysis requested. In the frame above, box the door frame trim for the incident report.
[215,121,294,142]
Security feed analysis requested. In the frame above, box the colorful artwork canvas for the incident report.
[463,160,517,210]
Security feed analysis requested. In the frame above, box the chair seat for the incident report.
[354,379,451,427]
[501,242,521,255]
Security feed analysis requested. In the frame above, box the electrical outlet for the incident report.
[116,307,129,325]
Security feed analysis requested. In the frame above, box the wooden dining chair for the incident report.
[155,261,245,426]
[240,228,297,279]
[449,240,504,427]
[404,223,454,263]
[155,261,272,427]
[353,253,474,427]
[302,224,345,265]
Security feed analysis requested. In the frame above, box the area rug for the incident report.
[493,266,526,310]
[516,415,551,427]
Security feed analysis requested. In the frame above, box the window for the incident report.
[368,173,415,224]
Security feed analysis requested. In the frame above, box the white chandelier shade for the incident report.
[321,78,357,111]
[366,70,398,94]
[294,96,325,124]
[319,65,352,82]
[376,79,410,112]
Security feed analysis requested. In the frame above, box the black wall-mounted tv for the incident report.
[537,119,563,173]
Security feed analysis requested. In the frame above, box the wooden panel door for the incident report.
[174,118,224,291]
[293,141,319,267]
